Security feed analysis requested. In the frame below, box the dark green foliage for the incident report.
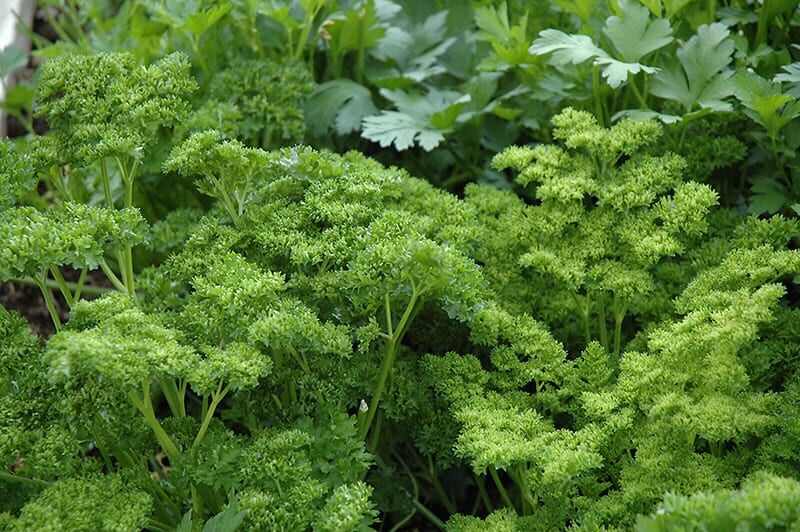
[207,58,314,148]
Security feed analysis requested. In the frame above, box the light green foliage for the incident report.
[36,51,196,165]
[491,108,717,353]
[0,140,35,209]
[236,418,373,531]
[312,483,378,532]
[164,130,269,222]
[637,472,800,531]
[0,203,145,280]
[46,293,202,389]
[447,508,537,531]
[208,58,314,147]
[4,475,151,532]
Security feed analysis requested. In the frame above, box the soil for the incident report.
[0,282,64,338]
[0,269,113,339]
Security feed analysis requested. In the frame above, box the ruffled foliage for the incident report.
[2,106,799,530]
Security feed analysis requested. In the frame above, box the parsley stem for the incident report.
[73,267,88,300]
[474,473,494,512]
[49,265,74,307]
[35,270,62,332]
[11,276,110,297]
[193,382,231,449]
[597,296,609,350]
[99,259,128,293]
[129,380,181,463]
[100,158,114,209]
[489,466,518,514]
[358,289,421,441]
[0,471,50,487]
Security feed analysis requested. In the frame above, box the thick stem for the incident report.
[355,12,367,84]
[158,378,186,418]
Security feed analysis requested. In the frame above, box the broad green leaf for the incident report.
[361,88,471,151]
[650,23,735,112]
[734,71,800,136]
[749,177,789,215]
[596,59,659,88]
[603,0,673,63]
[184,3,232,39]
[530,29,660,88]
[306,80,378,136]
[613,108,682,123]
[529,29,606,66]
[775,62,800,98]
[203,498,245,532]
[0,45,27,79]
[362,111,445,151]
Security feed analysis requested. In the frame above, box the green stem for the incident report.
[12,275,109,297]
[475,473,494,512]
[592,64,605,126]
[158,378,186,418]
[193,383,230,448]
[408,497,445,530]
[128,381,180,463]
[384,293,394,336]
[428,456,457,514]
[628,74,648,108]
[0,470,50,487]
[390,451,419,532]
[612,297,627,357]
[48,265,74,307]
[116,156,137,297]
[99,259,128,293]
[355,13,367,84]
[489,466,518,514]
[100,158,114,209]
[191,485,203,523]
[293,5,320,62]
[35,271,62,332]
[73,268,88,300]
[597,296,609,350]
[286,344,310,373]
[358,289,422,441]
[367,408,383,453]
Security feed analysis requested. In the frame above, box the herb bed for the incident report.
[1,1,800,530]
